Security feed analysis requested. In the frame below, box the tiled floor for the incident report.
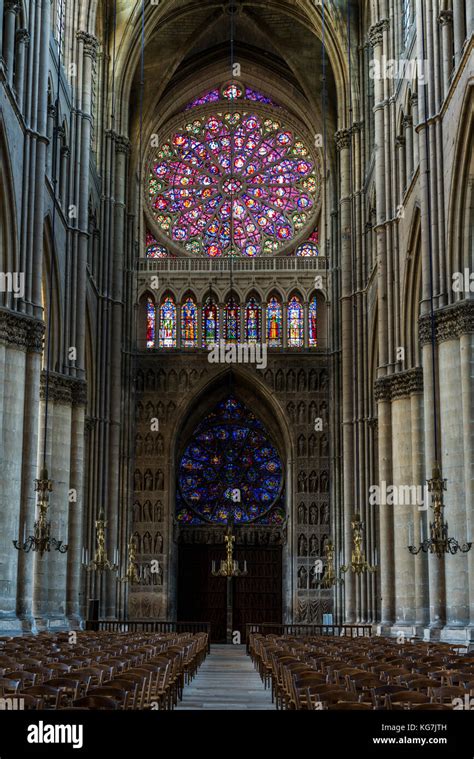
[177,644,275,710]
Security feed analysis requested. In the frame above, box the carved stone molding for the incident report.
[0,309,45,353]
[76,31,99,59]
[368,19,390,48]
[419,300,474,345]
[438,9,453,25]
[176,524,287,546]
[40,371,87,406]
[16,28,30,45]
[334,128,351,152]
[374,367,423,402]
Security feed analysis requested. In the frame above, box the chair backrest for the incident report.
[73,695,119,710]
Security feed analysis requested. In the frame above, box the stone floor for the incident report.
[177,643,276,710]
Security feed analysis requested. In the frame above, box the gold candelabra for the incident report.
[118,537,140,583]
[318,540,343,588]
[408,463,472,558]
[13,468,68,557]
[212,523,247,577]
[82,508,118,573]
[341,514,377,575]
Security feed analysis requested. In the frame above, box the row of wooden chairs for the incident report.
[249,633,474,710]
[0,630,208,709]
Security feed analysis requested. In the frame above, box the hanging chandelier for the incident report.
[13,468,68,556]
[83,508,118,573]
[341,514,377,575]
[408,463,471,558]
[212,520,247,578]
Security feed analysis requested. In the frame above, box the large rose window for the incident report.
[148,111,319,257]
[177,397,284,525]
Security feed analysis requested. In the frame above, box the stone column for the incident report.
[403,115,413,182]
[14,27,28,107]
[0,315,27,632]
[411,94,419,170]
[438,10,454,98]
[411,386,429,630]
[335,127,355,622]
[460,328,474,635]
[3,1,18,88]
[396,136,406,198]
[66,386,87,627]
[16,319,45,632]
[374,381,395,626]
[452,0,466,67]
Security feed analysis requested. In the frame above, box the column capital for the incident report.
[374,367,424,402]
[368,19,389,48]
[76,30,99,59]
[16,28,30,44]
[395,135,406,148]
[4,1,20,14]
[116,135,131,154]
[334,128,351,151]
[350,121,363,135]
[438,9,453,26]
[419,300,474,345]
[402,114,413,128]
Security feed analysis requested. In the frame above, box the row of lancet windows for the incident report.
[144,292,319,350]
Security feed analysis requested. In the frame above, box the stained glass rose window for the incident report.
[148,111,319,257]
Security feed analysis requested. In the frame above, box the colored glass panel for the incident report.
[146,298,155,349]
[266,296,282,347]
[159,296,176,348]
[148,111,318,257]
[224,297,240,343]
[202,297,219,347]
[288,295,303,347]
[245,297,261,343]
[309,295,318,347]
[177,396,284,525]
[296,241,319,257]
[181,297,198,348]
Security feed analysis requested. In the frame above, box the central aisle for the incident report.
[177,643,276,710]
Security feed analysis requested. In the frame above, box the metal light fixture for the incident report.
[408,463,472,558]
[341,514,377,575]
[118,537,140,583]
[13,467,68,556]
[82,508,118,573]
[212,519,247,578]
[318,540,343,588]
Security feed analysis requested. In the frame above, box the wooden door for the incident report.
[233,546,282,642]
[177,544,227,642]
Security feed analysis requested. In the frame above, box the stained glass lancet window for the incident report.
[245,297,261,343]
[148,112,318,257]
[309,295,318,347]
[224,296,240,343]
[146,231,169,258]
[146,298,155,349]
[177,396,284,525]
[288,295,304,347]
[202,296,219,347]
[181,296,198,348]
[159,295,176,348]
[267,295,283,347]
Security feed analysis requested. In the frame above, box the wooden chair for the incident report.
[120,672,148,710]
[88,686,128,709]
[110,678,139,709]
[6,670,37,687]
[15,693,43,710]
[371,684,409,709]
[388,691,431,709]
[411,703,454,711]
[328,701,373,710]
[73,695,119,710]
[23,685,61,709]
[46,678,81,705]
[0,678,21,696]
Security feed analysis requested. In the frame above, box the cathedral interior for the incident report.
[0,0,473,722]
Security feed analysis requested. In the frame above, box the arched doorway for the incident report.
[176,394,286,642]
